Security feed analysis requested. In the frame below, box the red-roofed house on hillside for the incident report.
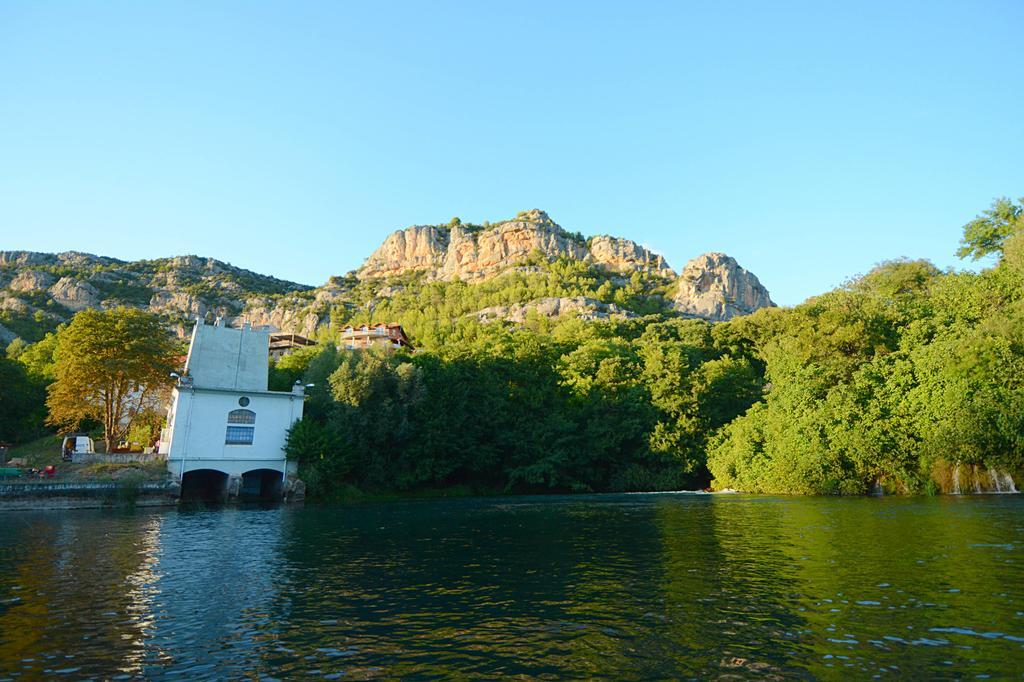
[339,323,414,352]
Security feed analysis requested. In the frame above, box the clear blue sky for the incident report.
[2,1,1021,305]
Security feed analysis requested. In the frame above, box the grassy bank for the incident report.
[5,434,169,484]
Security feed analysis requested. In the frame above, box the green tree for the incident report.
[956,196,1024,261]
[4,337,28,360]
[46,308,178,453]
[16,330,61,382]
[0,355,46,444]
[326,349,425,489]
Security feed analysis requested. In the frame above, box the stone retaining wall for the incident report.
[71,453,166,465]
[0,480,179,510]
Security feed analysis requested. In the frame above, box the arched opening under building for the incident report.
[240,468,284,501]
[180,469,229,503]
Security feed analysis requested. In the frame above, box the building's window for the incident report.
[225,409,255,445]
[238,396,250,407]
[225,425,255,445]
[228,409,256,424]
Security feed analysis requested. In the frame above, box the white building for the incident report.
[160,319,305,499]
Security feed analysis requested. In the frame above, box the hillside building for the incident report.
[339,323,414,351]
[159,319,305,500]
[269,332,317,359]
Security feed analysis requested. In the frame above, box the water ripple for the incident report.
[0,494,1021,678]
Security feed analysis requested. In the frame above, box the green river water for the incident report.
[0,493,1022,679]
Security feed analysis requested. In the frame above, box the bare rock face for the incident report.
[149,290,212,320]
[0,250,324,339]
[54,251,117,268]
[0,293,31,313]
[473,296,635,324]
[9,270,56,293]
[0,213,776,344]
[586,236,675,276]
[442,210,587,281]
[672,253,774,321]
[358,226,450,280]
[357,210,671,283]
[48,277,102,311]
[0,251,55,267]
[242,302,322,337]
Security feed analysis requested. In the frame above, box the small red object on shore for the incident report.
[43,465,56,478]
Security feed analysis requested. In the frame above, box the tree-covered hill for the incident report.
[0,209,773,345]
[0,251,310,342]
[274,198,1024,498]
[4,199,1021,497]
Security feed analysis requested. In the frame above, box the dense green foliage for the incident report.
[3,197,1021,496]
[330,255,672,350]
[710,211,1024,494]
[284,197,1024,497]
[0,307,62,343]
[956,196,1024,260]
[0,354,47,445]
[1,331,58,445]
[284,316,763,495]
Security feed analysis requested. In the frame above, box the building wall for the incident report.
[165,387,303,478]
[161,321,305,484]
[185,322,270,392]
[340,336,404,350]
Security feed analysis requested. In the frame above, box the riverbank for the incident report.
[0,479,180,511]
[296,479,1021,505]
[1,442,177,510]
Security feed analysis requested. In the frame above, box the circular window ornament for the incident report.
[238,396,250,407]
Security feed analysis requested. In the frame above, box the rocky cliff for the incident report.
[672,253,774,320]
[358,210,675,281]
[0,210,775,343]
[472,297,635,325]
[0,251,313,340]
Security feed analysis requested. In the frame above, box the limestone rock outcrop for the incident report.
[0,211,777,342]
[441,210,588,281]
[149,290,220,321]
[0,251,53,267]
[473,296,635,324]
[49,277,101,311]
[672,253,774,321]
[242,300,323,337]
[358,226,449,280]
[357,210,673,282]
[586,236,674,276]
[9,270,55,293]
[0,251,118,269]
[0,250,317,338]
[0,294,31,314]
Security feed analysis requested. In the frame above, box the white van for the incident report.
[61,435,95,460]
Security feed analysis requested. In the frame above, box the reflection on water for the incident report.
[0,495,1021,678]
